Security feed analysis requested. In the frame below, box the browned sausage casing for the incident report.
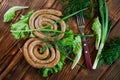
[29,9,66,41]
[23,38,60,68]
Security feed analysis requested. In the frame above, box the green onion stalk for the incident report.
[92,0,111,69]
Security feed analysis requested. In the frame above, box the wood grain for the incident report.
[100,60,120,80]
[108,0,120,21]
[0,0,2,4]
[0,0,120,80]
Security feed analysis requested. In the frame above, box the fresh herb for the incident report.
[92,0,112,69]
[11,10,34,39]
[4,6,29,22]
[98,38,120,66]
[60,0,94,18]
[92,17,101,50]
[39,45,52,53]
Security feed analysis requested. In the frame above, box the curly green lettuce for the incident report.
[61,30,74,46]
[71,35,82,69]
[4,6,29,22]
[41,57,65,77]
[11,10,34,39]
[92,17,101,50]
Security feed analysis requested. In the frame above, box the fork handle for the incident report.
[83,40,92,70]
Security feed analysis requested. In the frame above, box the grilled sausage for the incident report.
[29,9,66,41]
[23,38,60,68]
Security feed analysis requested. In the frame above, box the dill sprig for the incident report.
[98,38,120,66]
[60,0,95,18]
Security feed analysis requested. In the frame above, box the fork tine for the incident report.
[76,13,85,26]
[76,14,81,25]
[81,14,85,25]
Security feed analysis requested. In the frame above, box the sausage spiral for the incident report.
[23,38,60,68]
[29,9,66,41]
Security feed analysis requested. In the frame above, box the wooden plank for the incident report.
[5,56,30,80]
[24,0,47,10]
[0,55,13,74]
[74,65,109,80]
[43,0,56,9]
[51,0,63,10]
[0,0,3,3]
[0,51,23,80]
[22,67,45,80]
[100,60,120,80]
[108,0,120,21]
[108,20,120,39]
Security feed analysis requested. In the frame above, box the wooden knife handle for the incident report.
[83,40,92,70]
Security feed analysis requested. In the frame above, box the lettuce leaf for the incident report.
[61,30,74,46]
[4,6,29,22]
[71,35,82,69]
[40,50,66,77]
[11,10,34,39]
[92,17,101,50]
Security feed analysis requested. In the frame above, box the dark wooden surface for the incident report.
[0,0,120,80]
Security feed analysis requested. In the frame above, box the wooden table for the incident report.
[0,0,120,80]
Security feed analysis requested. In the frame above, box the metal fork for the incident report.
[76,13,92,69]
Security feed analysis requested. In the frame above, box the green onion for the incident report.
[92,0,112,69]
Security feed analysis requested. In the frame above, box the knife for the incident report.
[76,13,92,69]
